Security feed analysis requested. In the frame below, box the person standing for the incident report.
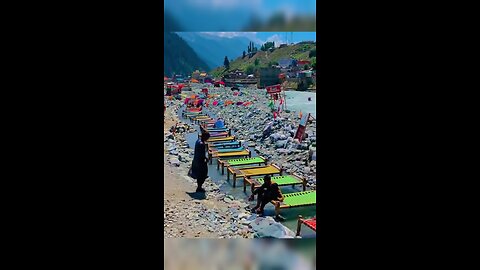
[191,132,210,192]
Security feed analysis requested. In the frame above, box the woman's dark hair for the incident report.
[264,175,271,182]
[201,131,210,141]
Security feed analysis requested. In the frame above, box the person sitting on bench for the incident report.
[214,118,225,128]
[248,175,284,220]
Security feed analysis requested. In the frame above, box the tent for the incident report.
[191,79,199,83]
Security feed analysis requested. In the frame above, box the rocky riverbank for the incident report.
[195,85,317,189]
[164,104,299,239]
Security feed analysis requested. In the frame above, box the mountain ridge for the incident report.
[176,32,261,71]
[164,32,210,76]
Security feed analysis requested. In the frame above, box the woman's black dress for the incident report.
[191,139,208,180]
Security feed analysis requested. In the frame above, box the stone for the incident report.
[249,217,296,239]
[170,159,180,167]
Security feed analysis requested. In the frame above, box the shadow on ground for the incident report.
[186,192,207,200]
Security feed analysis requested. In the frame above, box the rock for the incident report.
[249,217,296,238]
[238,213,249,220]
[170,158,180,167]
[275,140,288,148]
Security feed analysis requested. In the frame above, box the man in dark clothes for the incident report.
[191,131,210,192]
[248,175,285,220]
[261,122,273,141]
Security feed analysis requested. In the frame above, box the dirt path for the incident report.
[163,106,228,238]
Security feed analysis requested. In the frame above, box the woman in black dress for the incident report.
[191,132,210,192]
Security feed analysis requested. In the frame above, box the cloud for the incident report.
[199,32,263,44]
[265,34,286,47]
[197,32,314,47]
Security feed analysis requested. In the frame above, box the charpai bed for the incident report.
[271,190,316,215]
[182,111,204,118]
[243,173,307,193]
[195,118,215,124]
[296,215,317,236]
[208,146,245,156]
[206,136,236,143]
[206,141,241,151]
[227,164,282,188]
[217,156,267,175]
[188,115,210,121]
[199,132,229,138]
[202,127,230,133]
[209,149,251,165]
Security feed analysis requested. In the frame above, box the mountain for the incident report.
[164,32,209,77]
[176,32,261,70]
[209,42,316,78]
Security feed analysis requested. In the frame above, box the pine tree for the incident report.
[242,51,246,58]
[224,56,230,69]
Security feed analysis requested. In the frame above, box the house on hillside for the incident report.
[192,70,201,80]
[278,58,294,69]
[199,72,208,83]
[297,60,311,69]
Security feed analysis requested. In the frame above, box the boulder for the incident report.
[249,217,296,238]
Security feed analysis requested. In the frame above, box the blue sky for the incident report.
[200,32,316,46]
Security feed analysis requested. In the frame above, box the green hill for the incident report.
[210,42,316,78]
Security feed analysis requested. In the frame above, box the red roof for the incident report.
[297,60,311,65]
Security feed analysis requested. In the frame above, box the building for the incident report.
[192,70,201,80]
[297,60,311,69]
[278,58,294,69]
[223,69,247,80]
[257,68,281,88]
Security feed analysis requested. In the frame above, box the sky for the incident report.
[199,32,316,47]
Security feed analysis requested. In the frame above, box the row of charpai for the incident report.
[182,106,316,235]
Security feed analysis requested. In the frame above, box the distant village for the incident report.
[165,42,316,91]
